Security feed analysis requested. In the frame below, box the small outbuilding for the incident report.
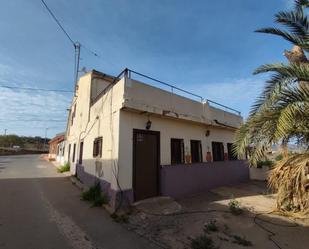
[48,132,65,161]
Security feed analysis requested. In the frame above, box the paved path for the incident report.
[0,155,159,249]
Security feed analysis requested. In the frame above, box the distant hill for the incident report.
[0,135,50,155]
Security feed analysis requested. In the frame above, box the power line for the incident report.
[39,1,103,61]
[39,0,108,92]
[81,43,99,57]
[0,119,67,122]
[0,84,73,93]
[40,0,75,46]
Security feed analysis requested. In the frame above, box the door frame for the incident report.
[133,129,161,202]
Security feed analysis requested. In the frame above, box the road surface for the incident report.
[0,154,159,249]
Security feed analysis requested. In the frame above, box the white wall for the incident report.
[56,140,66,165]
[64,72,125,191]
[64,72,241,193]
[123,78,242,128]
[118,109,237,190]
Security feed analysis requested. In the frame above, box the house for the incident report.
[64,69,249,210]
[48,132,65,161]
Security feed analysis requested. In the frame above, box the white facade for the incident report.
[56,140,66,165]
[64,69,243,203]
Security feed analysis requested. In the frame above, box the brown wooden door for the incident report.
[133,129,160,201]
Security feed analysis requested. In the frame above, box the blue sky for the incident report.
[0,0,294,137]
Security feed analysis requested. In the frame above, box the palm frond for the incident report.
[255,28,309,51]
[249,74,294,116]
[275,11,309,38]
[254,63,309,82]
[295,0,309,12]
[269,153,309,213]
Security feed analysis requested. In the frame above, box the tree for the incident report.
[234,0,309,213]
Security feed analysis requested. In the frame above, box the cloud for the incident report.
[194,77,265,118]
[0,87,71,137]
[0,61,73,137]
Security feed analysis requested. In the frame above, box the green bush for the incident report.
[57,163,70,173]
[81,182,109,207]
[228,199,243,215]
[256,160,274,168]
[204,220,219,233]
[275,154,283,161]
[110,213,129,223]
[231,235,253,246]
[190,235,218,249]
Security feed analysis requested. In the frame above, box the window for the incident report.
[72,143,76,162]
[171,138,184,164]
[93,137,103,158]
[79,141,84,164]
[227,143,237,160]
[62,145,65,156]
[191,140,202,163]
[212,142,224,161]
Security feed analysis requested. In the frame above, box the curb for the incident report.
[69,176,87,191]
[69,176,115,214]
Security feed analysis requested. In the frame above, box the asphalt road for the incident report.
[0,155,159,249]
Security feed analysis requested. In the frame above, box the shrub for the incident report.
[190,235,218,249]
[275,154,283,161]
[204,220,219,233]
[110,213,129,223]
[231,235,253,246]
[57,163,70,173]
[81,182,109,207]
[228,199,243,215]
[256,160,274,168]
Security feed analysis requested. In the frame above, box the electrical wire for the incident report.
[0,84,73,93]
[40,0,75,46]
[80,44,99,57]
[0,119,67,122]
[39,0,101,59]
[39,0,118,83]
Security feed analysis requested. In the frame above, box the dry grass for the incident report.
[268,153,309,214]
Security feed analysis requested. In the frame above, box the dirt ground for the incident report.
[126,181,309,249]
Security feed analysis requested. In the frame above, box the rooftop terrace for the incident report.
[119,68,241,116]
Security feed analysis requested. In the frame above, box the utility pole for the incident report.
[4,129,7,136]
[74,42,81,95]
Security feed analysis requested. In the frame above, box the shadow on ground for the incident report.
[127,181,309,249]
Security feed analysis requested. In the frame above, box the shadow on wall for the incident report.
[75,159,133,211]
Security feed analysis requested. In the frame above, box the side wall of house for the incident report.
[65,75,125,201]
[118,110,237,191]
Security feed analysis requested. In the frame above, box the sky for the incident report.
[0,0,295,138]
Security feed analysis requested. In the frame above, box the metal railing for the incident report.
[126,69,241,116]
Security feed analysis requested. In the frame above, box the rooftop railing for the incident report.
[91,68,241,116]
[126,69,241,116]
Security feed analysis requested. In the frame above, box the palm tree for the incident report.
[234,0,309,213]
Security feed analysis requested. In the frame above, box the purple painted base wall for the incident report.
[160,160,249,199]
[76,164,133,210]
[76,161,249,208]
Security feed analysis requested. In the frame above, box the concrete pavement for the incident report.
[0,155,159,249]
